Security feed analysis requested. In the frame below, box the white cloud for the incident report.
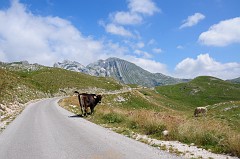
[128,0,160,16]
[0,0,112,66]
[136,42,145,48]
[134,49,152,59]
[147,39,156,45]
[180,13,205,29]
[104,23,134,37]
[131,57,168,74]
[175,54,240,79]
[0,0,168,77]
[199,17,240,46]
[102,0,160,38]
[177,45,184,49]
[111,11,142,25]
[152,48,162,54]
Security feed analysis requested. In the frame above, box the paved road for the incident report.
[0,98,182,159]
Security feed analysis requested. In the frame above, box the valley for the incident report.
[0,60,240,158]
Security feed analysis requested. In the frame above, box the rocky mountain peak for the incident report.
[54,57,187,87]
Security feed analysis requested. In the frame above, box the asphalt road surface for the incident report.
[0,98,182,159]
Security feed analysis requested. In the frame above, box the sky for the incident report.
[0,0,240,80]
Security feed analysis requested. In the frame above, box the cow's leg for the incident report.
[77,95,84,116]
[84,106,88,116]
[203,110,206,117]
[90,107,94,115]
[80,95,87,117]
[81,107,85,116]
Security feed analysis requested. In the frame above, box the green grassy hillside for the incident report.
[0,65,123,133]
[0,66,123,104]
[59,76,240,156]
[0,68,43,104]
[13,67,122,94]
[2,64,240,157]
[155,76,240,108]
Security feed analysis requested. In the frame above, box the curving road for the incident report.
[0,98,182,159]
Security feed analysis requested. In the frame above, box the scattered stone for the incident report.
[128,133,238,159]
[114,96,126,102]
[162,130,169,136]
[223,105,239,111]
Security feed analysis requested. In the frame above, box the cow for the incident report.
[194,107,207,117]
[74,91,102,116]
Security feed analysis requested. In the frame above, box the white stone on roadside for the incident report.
[162,130,169,136]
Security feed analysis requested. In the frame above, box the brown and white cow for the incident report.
[194,107,207,117]
[74,91,102,116]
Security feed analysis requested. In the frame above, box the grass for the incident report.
[207,101,240,131]
[0,66,123,104]
[0,68,44,104]
[1,63,240,157]
[0,66,123,134]
[59,78,240,157]
[13,67,123,94]
[155,76,240,108]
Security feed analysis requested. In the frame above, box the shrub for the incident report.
[225,133,240,156]
[144,123,166,136]
[101,113,125,124]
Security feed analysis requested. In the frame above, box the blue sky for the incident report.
[0,0,239,79]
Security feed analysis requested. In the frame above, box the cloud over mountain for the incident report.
[0,0,109,66]
[102,0,160,37]
[175,54,240,79]
[0,0,167,75]
[199,17,240,46]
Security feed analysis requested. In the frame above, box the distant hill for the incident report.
[54,57,188,87]
[0,61,123,132]
[227,77,240,84]
[155,76,240,107]
[0,61,123,104]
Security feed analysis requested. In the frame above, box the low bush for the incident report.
[101,113,125,124]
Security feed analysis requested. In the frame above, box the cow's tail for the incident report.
[74,91,84,116]
[74,91,80,95]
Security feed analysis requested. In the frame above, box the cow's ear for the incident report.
[93,95,97,99]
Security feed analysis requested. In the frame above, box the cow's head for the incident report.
[94,95,102,104]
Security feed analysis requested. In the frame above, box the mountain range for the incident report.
[54,57,188,87]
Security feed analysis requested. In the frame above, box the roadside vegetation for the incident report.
[60,76,240,157]
[0,65,122,132]
[1,62,240,157]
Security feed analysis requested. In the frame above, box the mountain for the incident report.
[0,61,123,131]
[54,57,187,87]
[53,60,90,74]
[0,61,43,71]
[227,77,240,84]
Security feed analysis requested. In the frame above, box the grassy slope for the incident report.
[155,76,240,108]
[154,76,240,131]
[0,66,123,103]
[13,67,122,94]
[0,68,43,104]
[0,66,123,133]
[2,66,240,157]
[60,76,240,156]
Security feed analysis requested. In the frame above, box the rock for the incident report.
[114,96,126,102]
[190,143,195,146]
[162,130,169,136]
[54,58,187,87]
